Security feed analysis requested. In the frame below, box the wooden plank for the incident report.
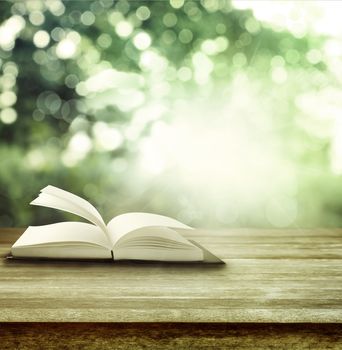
[185,228,342,237]
[1,323,342,350]
[0,308,341,323]
[1,296,342,309]
[3,233,342,259]
[201,245,342,259]
[8,245,340,260]
[3,227,342,240]
[0,228,342,323]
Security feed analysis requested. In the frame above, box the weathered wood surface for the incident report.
[1,323,342,350]
[0,228,342,323]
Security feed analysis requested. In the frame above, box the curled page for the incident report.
[31,186,107,234]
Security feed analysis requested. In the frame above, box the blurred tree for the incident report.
[0,0,341,228]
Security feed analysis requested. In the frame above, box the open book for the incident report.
[11,186,222,263]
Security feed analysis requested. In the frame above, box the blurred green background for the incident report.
[0,0,341,228]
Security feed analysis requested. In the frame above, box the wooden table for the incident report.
[1,228,341,349]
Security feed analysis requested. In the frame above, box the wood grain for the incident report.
[1,323,342,350]
[0,228,341,323]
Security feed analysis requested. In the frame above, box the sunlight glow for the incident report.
[133,32,152,50]
[56,32,80,59]
[92,122,123,152]
[115,20,133,38]
[56,38,77,59]
[0,15,25,51]
[62,132,92,167]
[331,117,342,175]
[0,108,17,124]
[2,0,338,228]
[0,91,17,107]
[80,69,144,94]
[232,0,342,38]
[33,30,50,48]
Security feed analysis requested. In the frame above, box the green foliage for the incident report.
[0,0,341,228]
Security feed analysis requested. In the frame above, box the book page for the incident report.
[114,226,197,248]
[11,222,111,259]
[113,226,203,261]
[12,222,111,249]
[107,212,192,246]
[31,185,108,235]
